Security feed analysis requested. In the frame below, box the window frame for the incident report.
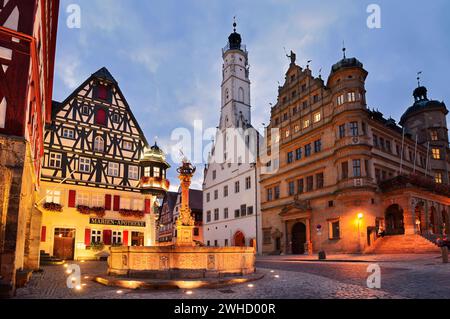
[108,162,120,177]
[49,152,62,168]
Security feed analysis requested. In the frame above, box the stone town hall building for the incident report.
[259,51,450,255]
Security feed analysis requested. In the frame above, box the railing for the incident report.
[222,43,247,55]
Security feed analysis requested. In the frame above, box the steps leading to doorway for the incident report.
[39,250,64,266]
[366,234,441,254]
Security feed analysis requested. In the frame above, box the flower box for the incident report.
[43,202,63,212]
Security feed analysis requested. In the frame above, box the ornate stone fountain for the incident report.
[107,158,255,280]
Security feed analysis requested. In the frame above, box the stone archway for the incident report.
[291,222,306,254]
[233,231,246,247]
[385,204,405,235]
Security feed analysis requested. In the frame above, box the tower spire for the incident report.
[233,16,237,32]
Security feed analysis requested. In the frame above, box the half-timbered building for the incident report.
[0,0,59,297]
[39,67,170,261]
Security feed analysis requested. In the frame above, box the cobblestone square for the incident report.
[14,254,450,299]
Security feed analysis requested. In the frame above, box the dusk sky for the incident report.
[53,0,450,190]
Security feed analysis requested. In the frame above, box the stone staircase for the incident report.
[40,250,64,266]
[366,234,441,254]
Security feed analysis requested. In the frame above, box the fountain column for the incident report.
[175,159,196,246]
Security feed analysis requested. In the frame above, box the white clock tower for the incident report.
[203,21,262,254]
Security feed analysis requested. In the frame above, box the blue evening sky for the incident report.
[53,0,450,190]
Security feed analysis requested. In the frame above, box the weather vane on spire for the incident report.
[342,40,346,59]
[233,16,237,32]
[417,71,422,87]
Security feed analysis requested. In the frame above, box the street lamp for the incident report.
[357,213,364,253]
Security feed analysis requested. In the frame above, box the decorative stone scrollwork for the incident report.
[159,256,169,270]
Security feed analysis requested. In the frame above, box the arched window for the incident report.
[94,136,105,152]
[238,87,244,102]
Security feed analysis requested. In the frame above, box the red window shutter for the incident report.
[105,194,112,210]
[95,108,107,125]
[97,85,108,100]
[123,230,129,246]
[113,196,120,211]
[103,230,112,245]
[145,199,151,214]
[85,229,91,246]
[68,190,76,208]
[40,226,46,242]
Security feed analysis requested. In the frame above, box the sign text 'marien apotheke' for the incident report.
[89,217,146,228]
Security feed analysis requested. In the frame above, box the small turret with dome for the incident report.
[223,17,247,55]
[140,141,171,196]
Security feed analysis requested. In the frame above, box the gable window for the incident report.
[112,113,120,123]
[94,136,105,152]
[82,105,90,115]
[123,140,133,151]
[212,170,216,180]
[79,157,91,173]
[63,128,75,139]
[49,153,62,168]
[128,165,139,180]
[95,108,107,126]
[108,162,119,177]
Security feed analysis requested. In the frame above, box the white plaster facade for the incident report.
[202,27,262,253]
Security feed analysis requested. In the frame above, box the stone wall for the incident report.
[0,136,40,297]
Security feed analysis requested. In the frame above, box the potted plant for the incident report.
[43,202,63,212]
[90,242,105,252]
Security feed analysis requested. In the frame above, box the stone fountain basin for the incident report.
[108,246,255,279]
